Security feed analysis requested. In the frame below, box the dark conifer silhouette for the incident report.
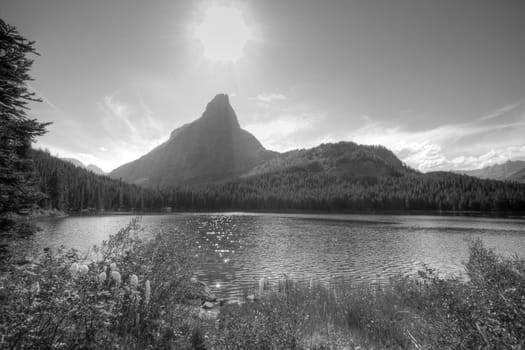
[0,19,50,231]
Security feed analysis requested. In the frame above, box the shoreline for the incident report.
[35,208,525,220]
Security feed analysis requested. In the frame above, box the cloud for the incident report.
[96,90,170,171]
[479,99,524,121]
[101,95,137,134]
[244,112,316,151]
[255,93,287,103]
[348,100,525,171]
[242,95,329,152]
[76,152,100,164]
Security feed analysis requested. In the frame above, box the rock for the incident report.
[186,279,217,302]
[201,301,215,309]
[246,294,258,302]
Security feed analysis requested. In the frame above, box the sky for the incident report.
[1,0,524,173]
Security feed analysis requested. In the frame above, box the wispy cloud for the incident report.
[349,100,525,171]
[243,95,329,151]
[96,89,170,170]
[254,93,287,103]
[101,95,138,134]
[478,99,524,121]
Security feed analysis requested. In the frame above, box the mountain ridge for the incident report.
[455,160,525,183]
[61,158,106,175]
[109,94,416,188]
[244,141,414,179]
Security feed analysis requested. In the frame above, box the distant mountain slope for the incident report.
[61,157,106,175]
[109,94,276,187]
[61,157,85,168]
[509,167,525,182]
[244,142,413,179]
[456,160,525,182]
[86,164,105,175]
[32,149,162,212]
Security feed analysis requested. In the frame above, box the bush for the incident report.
[0,218,200,349]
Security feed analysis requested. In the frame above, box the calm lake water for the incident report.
[32,213,525,298]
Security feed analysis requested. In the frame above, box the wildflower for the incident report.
[110,262,117,271]
[111,270,121,287]
[79,264,89,275]
[98,271,107,284]
[30,281,40,295]
[145,280,151,304]
[130,274,138,289]
[70,263,79,275]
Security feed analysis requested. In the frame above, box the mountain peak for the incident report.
[201,93,240,129]
[208,93,230,107]
[109,93,274,187]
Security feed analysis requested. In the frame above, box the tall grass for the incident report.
[209,240,525,349]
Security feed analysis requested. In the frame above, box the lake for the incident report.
[32,213,525,298]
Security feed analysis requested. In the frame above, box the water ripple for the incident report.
[33,213,525,298]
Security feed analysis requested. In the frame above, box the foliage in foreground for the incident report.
[211,240,525,349]
[1,218,524,349]
[0,218,200,349]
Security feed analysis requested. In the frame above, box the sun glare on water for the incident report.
[194,4,252,62]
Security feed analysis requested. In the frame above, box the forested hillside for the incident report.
[32,149,525,213]
[457,160,525,182]
[31,149,165,212]
[167,170,525,211]
[244,142,414,179]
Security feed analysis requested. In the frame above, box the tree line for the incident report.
[31,149,165,212]
[31,149,525,213]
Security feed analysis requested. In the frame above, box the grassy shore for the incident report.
[1,219,524,349]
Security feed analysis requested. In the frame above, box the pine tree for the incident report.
[0,19,50,230]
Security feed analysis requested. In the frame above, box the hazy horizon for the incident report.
[1,0,524,173]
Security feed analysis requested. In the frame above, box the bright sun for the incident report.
[195,5,252,62]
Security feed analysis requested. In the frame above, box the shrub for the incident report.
[207,240,525,349]
[0,218,200,349]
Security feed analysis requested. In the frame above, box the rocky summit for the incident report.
[109,94,276,187]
